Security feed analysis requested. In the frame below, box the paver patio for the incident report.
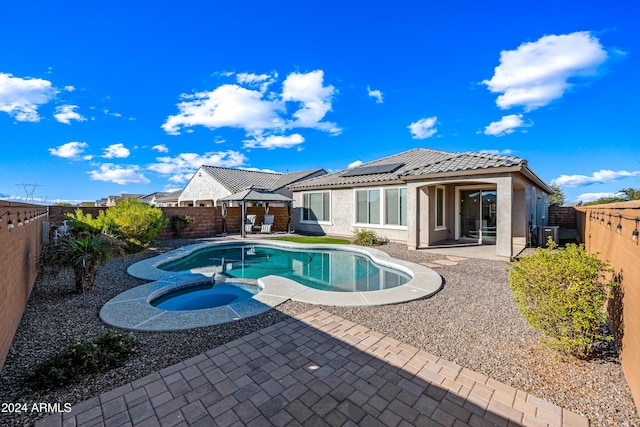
[35,309,588,427]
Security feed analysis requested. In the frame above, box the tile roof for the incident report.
[288,148,527,189]
[155,189,182,202]
[138,191,170,203]
[201,166,325,192]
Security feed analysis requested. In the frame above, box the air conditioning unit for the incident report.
[538,226,559,248]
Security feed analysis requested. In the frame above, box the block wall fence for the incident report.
[1,204,293,371]
[0,202,49,371]
[576,201,640,413]
[47,205,293,238]
[547,205,577,229]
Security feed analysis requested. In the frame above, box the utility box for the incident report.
[538,225,559,248]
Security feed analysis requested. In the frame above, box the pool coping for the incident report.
[100,240,442,331]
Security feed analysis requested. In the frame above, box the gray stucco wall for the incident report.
[293,188,408,242]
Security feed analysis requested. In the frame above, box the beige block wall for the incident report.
[576,201,640,413]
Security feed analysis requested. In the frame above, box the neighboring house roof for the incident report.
[200,166,326,193]
[289,148,552,193]
[155,189,182,202]
[138,192,170,203]
[219,188,293,203]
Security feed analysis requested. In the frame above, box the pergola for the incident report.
[219,187,294,238]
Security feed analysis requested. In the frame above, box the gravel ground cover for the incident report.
[0,238,638,426]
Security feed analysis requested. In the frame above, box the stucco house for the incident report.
[178,166,326,207]
[288,148,553,257]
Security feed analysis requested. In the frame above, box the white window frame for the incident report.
[435,185,446,231]
[384,187,407,227]
[301,190,331,224]
[354,186,408,230]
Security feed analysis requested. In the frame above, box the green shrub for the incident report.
[353,228,383,246]
[170,215,193,237]
[103,200,167,251]
[28,331,136,390]
[66,208,103,234]
[508,239,616,359]
[67,200,167,252]
[53,233,124,292]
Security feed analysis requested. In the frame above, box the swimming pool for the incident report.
[100,240,442,331]
[159,244,410,292]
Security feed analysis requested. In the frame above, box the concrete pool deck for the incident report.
[100,240,442,331]
[37,309,589,427]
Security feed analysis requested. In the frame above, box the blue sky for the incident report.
[1,0,638,205]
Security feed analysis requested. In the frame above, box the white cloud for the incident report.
[161,84,284,135]
[152,144,169,153]
[408,117,438,139]
[347,160,363,168]
[482,31,608,111]
[64,85,75,92]
[48,141,92,160]
[103,109,123,118]
[483,114,529,136]
[0,72,57,122]
[236,72,277,93]
[479,149,514,155]
[89,164,150,185]
[367,86,383,104]
[552,169,640,187]
[102,143,130,159]
[162,70,339,146]
[281,70,340,134]
[244,133,305,149]
[241,167,280,174]
[54,105,86,124]
[148,150,247,183]
[575,192,625,204]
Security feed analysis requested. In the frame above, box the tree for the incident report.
[582,186,640,206]
[548,183,566,206]
[620,187,640,200]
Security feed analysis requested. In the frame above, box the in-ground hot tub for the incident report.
[150,282,259,311]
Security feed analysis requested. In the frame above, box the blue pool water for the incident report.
[159,244,410,292]
[150,283,258,311]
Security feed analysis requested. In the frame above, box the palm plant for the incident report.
[54,233,123,293]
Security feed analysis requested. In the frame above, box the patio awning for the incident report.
[219,187,293,237]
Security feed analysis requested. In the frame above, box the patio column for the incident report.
[241,201,247,238]
[496,177,513,257]
[406,182,421,250]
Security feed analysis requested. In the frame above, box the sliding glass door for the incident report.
[459,188,497,244]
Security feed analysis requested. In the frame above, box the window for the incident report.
[435,186,445,229]
[356,189,380,224]
[302,191,330,222]
[385,188,407,226]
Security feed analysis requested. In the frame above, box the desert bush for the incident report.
[170,215,193,237]
[65,208,103,234]
[28,331,136,390]
[353,228,383,246]
[52,233,124,292]
[508,238,616,359]
[67,200,167,252]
